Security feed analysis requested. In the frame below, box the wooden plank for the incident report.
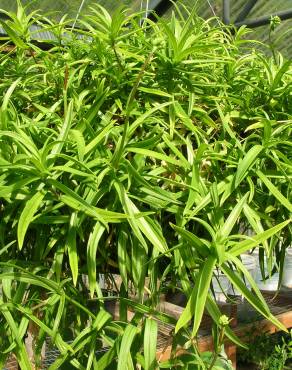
[4,354,18,370]
[225,345,237,370]
[157,301,184,320]
[156,344,185,362]
[233,309,292,339]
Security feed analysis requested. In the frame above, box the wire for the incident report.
[206,0,223,28]
[139,0,150,27]
[71,0,86,31]
[206,0,217,18]
[145,0,150,19]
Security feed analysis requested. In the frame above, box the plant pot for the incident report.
[252,249,280,291]
[228,254,256,297]
[212,271,231,303]
[283,247,292,288]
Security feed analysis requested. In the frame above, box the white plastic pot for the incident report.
[252,248,280,291]
[283,247,292,288]
[242,253,257,281]
[228,254,256,296]
[212,271,231,303]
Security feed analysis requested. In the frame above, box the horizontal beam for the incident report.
[235,8,292,28]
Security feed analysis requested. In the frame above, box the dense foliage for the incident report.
[238,330,292,369]
[0,0,140,19]
[0,2,291,369]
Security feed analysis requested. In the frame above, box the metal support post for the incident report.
[235,0,258,23]
[223,0,230,24]
[147,0,178,21]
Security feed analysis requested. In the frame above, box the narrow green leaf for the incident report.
[219,193,249,239]
[0,78,21,129]
[229,219,290,257]
[69,129,85,161]
[128,102,172,137]
[0,305,32,370]
[48,179,126,222]
[84,119,116,155]
[52,294,66,341]
[17,191,45,250]
[139,87,172,98]
[117,324,137,370]
[205,295,246,348]
[115,181,148,251]
[67,212,78,286]
[174,101,202,133]
[235,145,263,188]
[92,309,112,331]
[1,78,21,111]
[175,255,216,335]
[221,263,286,332]
[0,21,27,48]
[162,134,190,168]
[243,204,268,251]
[271,60,291,91]
[87,222,105,297]
[118,227,129,287]
[50,100,74,158]
[95,343,117,370]
[187,175,233,217]
[0,271,61,292]
[115,182,168,254]
[2,266,13,300]
[144,318,158,370]
[171,224,209,258]
[227,253,269,312]
[257,170,292,212]
[128,147,182,167]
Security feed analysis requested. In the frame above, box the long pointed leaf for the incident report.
[257,170,292,212]
[229,220,290,257]
[175,255,216,336]
[17,191,45,250]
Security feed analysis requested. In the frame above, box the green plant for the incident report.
[0,2,291,369]
[158,316,234,370]
[238,329,292,370]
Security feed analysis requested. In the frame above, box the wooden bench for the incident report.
[156,291,292,369]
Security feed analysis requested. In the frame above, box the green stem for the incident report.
[207,327,225,370]
[113,44,123,71]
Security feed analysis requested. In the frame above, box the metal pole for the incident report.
[223,0,230,24]
[147,0,178,21]
[235,9,292,28]
[71,0,86,31]
[235,0,258,23]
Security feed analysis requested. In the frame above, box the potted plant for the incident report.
[0,2,291,368]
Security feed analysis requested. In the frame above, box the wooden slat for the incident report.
[233,310,292,339]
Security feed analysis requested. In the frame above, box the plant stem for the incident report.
[207,327,225,370]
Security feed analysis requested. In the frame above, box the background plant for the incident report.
[238,329,292,370]
[0,2,291,369]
